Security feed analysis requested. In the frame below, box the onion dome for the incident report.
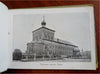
[41,16,46,27]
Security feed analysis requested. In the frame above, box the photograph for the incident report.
[12,12,91,63]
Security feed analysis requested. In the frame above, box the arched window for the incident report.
[48,35,50,40]
[44,33,47,39]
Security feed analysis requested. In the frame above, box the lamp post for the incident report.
[33,43,37,61]
[42,42,45,61]
[42,51,45,61]
[34,53,36,61]
[47,50,53,60]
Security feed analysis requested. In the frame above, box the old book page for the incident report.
[9,5,96,70]
[0,2,10,72]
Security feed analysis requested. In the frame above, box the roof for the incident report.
[43,39,78,47]
[32,27,55,33]
[54,38,74,45]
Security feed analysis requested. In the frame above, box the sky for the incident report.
[13,12,91,52]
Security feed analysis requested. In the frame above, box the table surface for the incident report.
[1,0,99,73]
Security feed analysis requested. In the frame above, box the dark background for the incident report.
[1,0,99,73]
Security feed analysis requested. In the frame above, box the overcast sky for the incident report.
[13,12,91,52]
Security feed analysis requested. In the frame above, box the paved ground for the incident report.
[62,58,91,62]
[10,58,91,69]
[20,57,91,62]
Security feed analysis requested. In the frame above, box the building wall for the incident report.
[26,40,76,59]
[42,28,54,40]
[26,27,79,60]
[43,40,74,58]
[26,42,44,56]
[32,28,54,41]
[32,28,43,41]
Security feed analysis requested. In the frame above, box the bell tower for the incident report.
[32,16,55,41]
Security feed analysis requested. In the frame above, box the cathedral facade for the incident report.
[23,17,80,61]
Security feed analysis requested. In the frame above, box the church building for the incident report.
[23,17,80,61]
